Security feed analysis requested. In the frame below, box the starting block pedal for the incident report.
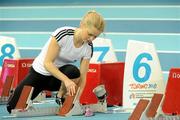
[128,99,150,120]
[140,93,164,120]
[15,85,34,110]
[58,87,81,116]
[145,94,163,118]
[129,93,164,120]
[0,76,14,104]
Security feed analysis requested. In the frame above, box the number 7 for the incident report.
[93,47,109,62]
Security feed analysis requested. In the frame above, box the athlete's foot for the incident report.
[55,94,65,107]
[6,104,12,113]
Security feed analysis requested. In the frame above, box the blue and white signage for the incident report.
[90,38,117,63]
[123,40,165,110]
[0,36,20,70]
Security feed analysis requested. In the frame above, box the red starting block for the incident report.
[146,94,163,118]
[129,93,164,120]
[0,58,34,95]
[0,76,14,104]
[15,85,34,110]
[58,87,80,116]
[1,76,14,97]
[80,62,124,106]
[129,99,150,120]
[162,68,180,115]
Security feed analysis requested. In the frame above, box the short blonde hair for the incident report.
[81,10,105,32]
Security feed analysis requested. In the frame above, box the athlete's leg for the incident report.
[45,64,80,105]
[46,64,80,92]
[7,64,80,113]
[58,64,80,97]
[6,67,51,113]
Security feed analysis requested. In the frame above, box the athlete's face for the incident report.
[82,27,101,43]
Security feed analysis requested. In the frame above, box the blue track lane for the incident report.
[0,0,180,6]
[0,20,180,33]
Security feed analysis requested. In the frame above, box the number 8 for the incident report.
[0,44,15,66]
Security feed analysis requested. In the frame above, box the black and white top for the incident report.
[32,26,93,75]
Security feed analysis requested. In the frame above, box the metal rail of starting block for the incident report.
[64,100,107,117]
[3,99,107,118]
[0,96,9,105]
[2,100,59,118]
[11,105,59,117]
[156,115,180,120]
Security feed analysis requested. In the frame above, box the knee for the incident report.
[59,64,80,79]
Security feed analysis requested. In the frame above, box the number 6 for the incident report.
[133,53,153,83]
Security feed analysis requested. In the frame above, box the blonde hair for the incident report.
[81,10,105,32]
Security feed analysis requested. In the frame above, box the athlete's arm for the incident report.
[77,58,90,99]
[44,36,77,96]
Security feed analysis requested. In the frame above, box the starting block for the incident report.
[145,94,164,118]
[58,85,107,117]
[10,85,59,117]
[15,86,34,109]
[0,76,14,104]
[8,85,107,118]
[58,87,81,116]
[140,94,164,120]
[129,93,164,120]
[128,99,150,120]
[129,68,180,119]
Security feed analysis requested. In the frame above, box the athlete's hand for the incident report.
[64,80,77,96]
